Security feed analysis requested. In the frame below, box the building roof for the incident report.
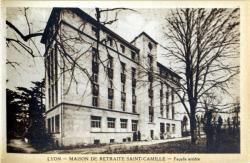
[41,8,140,53]
[131,31,158,45]
[157,62,181,79]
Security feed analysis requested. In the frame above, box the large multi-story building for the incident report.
[41,8,186,147]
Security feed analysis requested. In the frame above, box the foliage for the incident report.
[7,79,53,150]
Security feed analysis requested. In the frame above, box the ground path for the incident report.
[46,136,205,154]
[7,139,37,153]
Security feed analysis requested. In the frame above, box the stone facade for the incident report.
[41,8,187,147]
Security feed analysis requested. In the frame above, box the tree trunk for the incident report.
[190,111,197,144]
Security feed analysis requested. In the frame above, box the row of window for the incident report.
[46,45,58,109]
[47,114,60,134]
[91,26,138,61]
[91,116,138,131]
[92,48,137,113]
[160,123,176,134]
[160,83,175,119]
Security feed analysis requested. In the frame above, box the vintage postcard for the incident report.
[1,0,250,163]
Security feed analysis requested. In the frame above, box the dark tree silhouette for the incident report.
[6,89,28,140]
[16,79,52,150]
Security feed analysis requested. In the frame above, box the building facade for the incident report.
[41,8,186,147]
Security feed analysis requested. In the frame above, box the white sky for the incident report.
[6,7,239,103]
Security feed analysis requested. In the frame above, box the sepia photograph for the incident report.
[5,5,241,155]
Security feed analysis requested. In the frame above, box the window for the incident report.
[149,98,153,106]
[121,101,126,111]
[110,139,115,143]
[132,120,138,131]
[91,116,101,128]
[55,115,60,133]
[150,130,154,139]
[47,118,51,133]
[160,105,163,117]
[121,83,126,92]
[47,46,58,108]
[132,88,135,95]
[132,67,136,79]
[107,117,115,128]
[121,62,126,73]
[166,88,170,117]
[131,51,136,60]
[160,123,165,133]
[92,96,98,107]
[120,119,127,128]
[108,99,113,109]
[166,123,170,132]
[51,117,55,133]
[148,55,153,65]
[148,42,153,51]
[132,104,136,113]
[172,88,175,119]
[108,55,113,68]
[107,36,113,46]
[120,44,125,53]
[172,108,175,119]
[149,112,154,122]
[149,106,154,122]
[121,62,126,83]
[108,79,113,109]
[166,108,169,119]
[94,139,100,144]
[172,124,176,133]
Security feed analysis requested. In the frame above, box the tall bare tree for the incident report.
[162,8,240,143]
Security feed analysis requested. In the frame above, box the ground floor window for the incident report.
[160,123,165,133]
[150,130,154,139]
[107,117,115,128]
[51,117,55,133]
[55,115,60,133]
[94,139,100,144]
[132,120,138,131]
[172,124,176,134]
[166,123,170,132]
[47,114,60,134]
[47,118,51,133]
[91,116,101,128]
[120,119,128,128]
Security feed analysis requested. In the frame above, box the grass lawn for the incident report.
[8,131,240,154]
[102,132,240,154]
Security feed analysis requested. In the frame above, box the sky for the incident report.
[6,7,239,104]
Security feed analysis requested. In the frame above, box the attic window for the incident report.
[120,44,125,53]
[148,42,153,51]
[131,51,136,60]
[107,36,113,46]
